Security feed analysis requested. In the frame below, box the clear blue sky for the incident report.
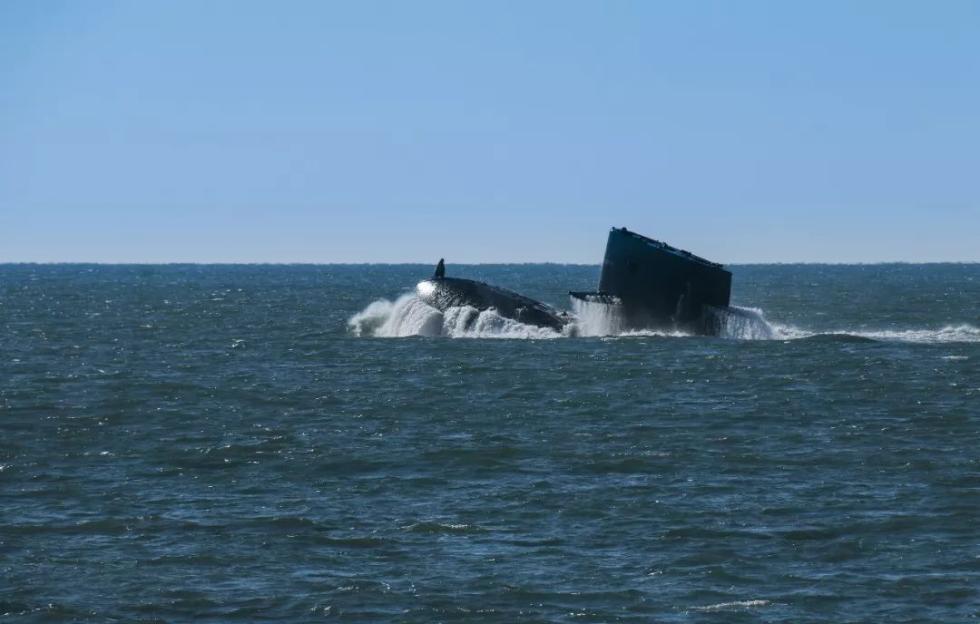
[2,1,977,263]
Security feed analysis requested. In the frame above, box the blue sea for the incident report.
[2,263,978,622]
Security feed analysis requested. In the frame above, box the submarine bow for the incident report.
[416,266,570,332]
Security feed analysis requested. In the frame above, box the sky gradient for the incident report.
[2,1,978,263]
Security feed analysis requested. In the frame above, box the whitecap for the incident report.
[691,599,771,612]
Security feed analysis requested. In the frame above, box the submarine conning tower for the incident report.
[591,227,732,327]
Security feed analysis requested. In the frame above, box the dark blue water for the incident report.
[2,264,978,622]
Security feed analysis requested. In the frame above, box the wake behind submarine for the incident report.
[416,227,746,336]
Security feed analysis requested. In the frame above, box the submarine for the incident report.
[416,259,571,332]
[416,228,741,336]
[571,227,734,335]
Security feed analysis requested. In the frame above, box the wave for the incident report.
[714,307,980,343]
[836,325,980,344]
[349,296,980,344]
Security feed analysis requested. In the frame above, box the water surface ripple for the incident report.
[1,264,978,622]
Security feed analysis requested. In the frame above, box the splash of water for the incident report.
[570,298,629,337]
[348,294,561,339]
[347,294,443,337]
[709,306,778,340]
[445,305,562,339]
[569,298,690,338]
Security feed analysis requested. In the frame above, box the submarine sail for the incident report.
[571,227,732,333]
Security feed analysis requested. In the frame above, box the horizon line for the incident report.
[2,260,979,267]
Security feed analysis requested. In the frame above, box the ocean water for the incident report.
[1,263,978,622]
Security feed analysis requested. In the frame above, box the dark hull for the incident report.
[571,228,734,335]
[417,277,570,332]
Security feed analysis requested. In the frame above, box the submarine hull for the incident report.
[417,277,569,332]
[571,228,734,335]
